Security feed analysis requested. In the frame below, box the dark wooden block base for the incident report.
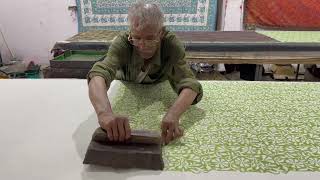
[83,140,164,170]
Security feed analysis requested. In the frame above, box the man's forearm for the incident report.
[166,88,198,119]
[88,76,113,116]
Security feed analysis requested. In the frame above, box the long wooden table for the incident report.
[48,31,320,79]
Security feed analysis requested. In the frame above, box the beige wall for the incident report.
[0,0,78,64]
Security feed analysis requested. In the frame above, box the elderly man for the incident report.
[87,1,203,144]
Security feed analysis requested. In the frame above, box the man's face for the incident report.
[129,25,162,59]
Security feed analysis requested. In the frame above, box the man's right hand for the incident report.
[97,112,131,142]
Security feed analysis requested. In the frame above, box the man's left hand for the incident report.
[161,113,184,145]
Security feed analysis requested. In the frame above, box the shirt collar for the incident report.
[149,44,161,66]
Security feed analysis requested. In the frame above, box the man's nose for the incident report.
[138,40,146,49]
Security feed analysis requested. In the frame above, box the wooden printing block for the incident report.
[83,128,164,170]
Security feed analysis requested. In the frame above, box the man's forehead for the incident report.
[130,26,160,36]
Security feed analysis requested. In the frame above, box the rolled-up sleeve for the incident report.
[167,36,203,105]
[87,56,119,87]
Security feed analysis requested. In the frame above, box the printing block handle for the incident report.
[92,127,161,145]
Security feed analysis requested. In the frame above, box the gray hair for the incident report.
[128,1,164,31]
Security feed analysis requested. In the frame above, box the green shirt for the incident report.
[87,30,203,104]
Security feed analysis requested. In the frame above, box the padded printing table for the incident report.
[47,31,320,79]
[1,79,320,179]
